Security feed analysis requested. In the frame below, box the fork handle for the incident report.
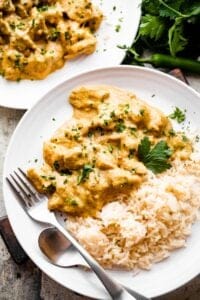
[54,221,136,300]
[0,216,28,264]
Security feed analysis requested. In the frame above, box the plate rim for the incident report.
[3,65,200,299]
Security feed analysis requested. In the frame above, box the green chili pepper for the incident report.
[134,53,200,74]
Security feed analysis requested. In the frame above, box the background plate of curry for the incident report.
[0,0,141,109]
[3,66,200,299]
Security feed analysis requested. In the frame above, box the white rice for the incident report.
[66,159,200,270]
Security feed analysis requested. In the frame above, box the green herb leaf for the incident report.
[43,183,56,194]
[37,5,49,12]
[168,129,176,136]
[169,107,186,123]
[138,136,151,161]
[77,164,93,184]
[168,18,188,56]
[128,149,135,159]
[139,15,166,41]
[159,0,185,19]
[138,136,172,174]
[107,144,114,153]
[65,197,78,206]
[64,31,71,40]
[142,0,160,15]
[115,120,126,132]
[115,24,121,32]
[49,28,60,41]
[186,5,200,17]
[122,0,200,70]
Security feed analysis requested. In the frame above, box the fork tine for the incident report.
[18,168,40,201]
[14,170,38,202]
[6,176,29,210]
[10,174,32,207]
[13,171,35,205]
[14,171,32,196]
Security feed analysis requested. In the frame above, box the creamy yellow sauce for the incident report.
[27,85,192,216]
[0,0,102,80]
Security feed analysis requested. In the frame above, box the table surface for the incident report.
[0,74,200,300]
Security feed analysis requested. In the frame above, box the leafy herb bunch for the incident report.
[122,0,200,73]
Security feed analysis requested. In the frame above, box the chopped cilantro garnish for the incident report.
[115,121,126,132]
[64,31,71,40]
[107,144,114,153]
[88,131,93,138]
[128,149,135,159]
[10,22,16,30]
[169,107,186,123]
[182,135,188,142]
[16,22,25,30]
[43,183,56,194]
[65,197,78,206]
[124,104,130,114]
[103,119,109,126]
[77,164,93,184]
[168,129,176,136]
[139,109,145,116]
[129,127,137,136]
[37,5,49,12]
[49,28,60,41]
[115,24,121,32]
[41,48,47,55]
[110,111,116,118]
[73,132,80,141]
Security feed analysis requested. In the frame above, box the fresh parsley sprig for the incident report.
[140,0,200,56]
[138,136,172,174]
[120,0,200,74]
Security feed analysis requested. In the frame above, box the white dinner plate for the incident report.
[0,0,141,110]
[3,66,200,299]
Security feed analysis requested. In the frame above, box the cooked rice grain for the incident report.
[66,160,200,270]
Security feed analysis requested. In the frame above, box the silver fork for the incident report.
[6,168,144,300]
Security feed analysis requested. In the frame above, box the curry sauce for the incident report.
[0,0,103,80]
[27,86,192,216]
